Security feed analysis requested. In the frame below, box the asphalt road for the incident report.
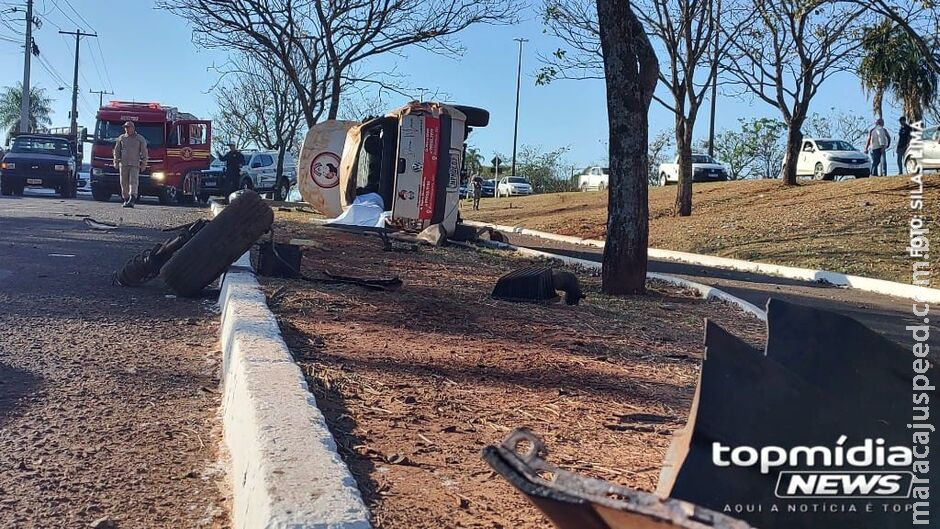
[503,232,933,349]
[0,190,228,528]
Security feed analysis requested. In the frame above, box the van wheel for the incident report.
[905,156,920,175]
[452,105,490,127]
[598,181,607,191]
[1,179,13,196]
[159,190,273,297]
[580,182,588,192]
[659,173,668,186]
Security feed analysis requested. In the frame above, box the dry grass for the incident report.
[463,175,939,283]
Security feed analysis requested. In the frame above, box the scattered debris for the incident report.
[89,517,117,529]
[257,240,302,278]
[492,266,583,305]
[482,428,753,529]
[83,218,120,231]
[658,298,937,528]
[416,223,447,246]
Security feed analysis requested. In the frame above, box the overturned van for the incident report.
[296,102,489,234]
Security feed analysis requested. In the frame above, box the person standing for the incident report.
[865,118,890,176]
[216,143,245,199]
[113,121,148,208]
[471,174,483,210]
[897,116,912,174]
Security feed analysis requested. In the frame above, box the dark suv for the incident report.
[1,134,79,197]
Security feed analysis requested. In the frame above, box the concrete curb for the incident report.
[479,240,767,322]
[211,201,372,529]
[465,219,940,304]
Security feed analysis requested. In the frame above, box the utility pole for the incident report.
[19,0,34,133]
[89,89,114,108]
[510,37,528,177]
[707,1,719,158]
[59,29,98,139]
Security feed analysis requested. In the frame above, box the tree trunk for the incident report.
[674,121,694,216]
[597,0,659,296]
[781,115,805,186]
[873,88,884,119]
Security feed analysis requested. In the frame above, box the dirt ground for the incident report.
[463,175,939,283]
[262,216,765,529]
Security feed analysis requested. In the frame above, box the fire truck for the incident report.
[90,101,211,204]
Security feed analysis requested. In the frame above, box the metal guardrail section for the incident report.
[482,428,755,529]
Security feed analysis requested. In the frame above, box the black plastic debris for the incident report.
[661,298,938,528]
[492,266,582,305]
[257,240,301,278]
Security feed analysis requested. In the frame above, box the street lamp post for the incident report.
[511,38,528,178]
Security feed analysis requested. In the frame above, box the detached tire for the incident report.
[159,190,273,297]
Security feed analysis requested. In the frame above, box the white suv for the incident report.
[579,166,609,191]
[240,150,297,198]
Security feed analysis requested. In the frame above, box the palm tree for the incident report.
[859,20,939,122]
[0,83,54,139]
[859,19,894,119]
[464,146,484,175]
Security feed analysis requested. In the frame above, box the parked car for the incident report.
[482,179,496,197]
[795,138,871,180]
[904,125,939,174]
[0,134,79,197]
[658,153,728,186]
[496,176,532,197]
[579,166,609,191]
[199,150,296,201]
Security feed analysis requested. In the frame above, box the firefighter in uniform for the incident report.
[113,121,148,208]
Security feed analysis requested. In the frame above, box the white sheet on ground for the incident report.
[326,192,389,228]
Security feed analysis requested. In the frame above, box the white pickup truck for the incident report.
[578,166,609,191]
[658,154,728,186]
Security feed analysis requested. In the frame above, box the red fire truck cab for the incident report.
[90,101,211,204]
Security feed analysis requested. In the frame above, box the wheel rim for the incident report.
[814,163,824,180]
[906,158,918,174]
[166,187,178,202]
[242,180,251,190]
[660,175,667,186]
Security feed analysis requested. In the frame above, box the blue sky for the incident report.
[0,0,904,168]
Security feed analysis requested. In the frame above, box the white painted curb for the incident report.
[211,201,372,529]
[465,220,940,304]
[478,240,767,322]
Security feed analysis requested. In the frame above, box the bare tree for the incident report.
[214,54,305,196]
[722,1,873,185]
[541,0,733,217]
[597,0,659,295]
[159,0,518,127]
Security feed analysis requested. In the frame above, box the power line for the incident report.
[50,1,82,31]
[93,38,112,91]
[60,0,92,32]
